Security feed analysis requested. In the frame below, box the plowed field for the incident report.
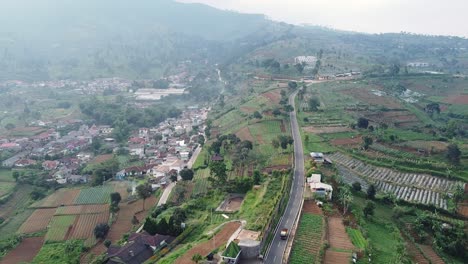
[327,217,354,250]
[0,236,44,264]
[18,208,56,234]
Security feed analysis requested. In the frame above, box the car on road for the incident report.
[280,228,289,240]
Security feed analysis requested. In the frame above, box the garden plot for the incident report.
[329,152,465,210]
[45,215,76,241]
[74,185,113,204]
[31,189,80,208]
[0,236,44,264]
[303,125,352,134]
[18,208,56,234]
[336,165,369,190]
[290,213,324,264]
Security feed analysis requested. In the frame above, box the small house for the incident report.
[309,182,333,200]
[310,152,324,163]
[222,241,242,264]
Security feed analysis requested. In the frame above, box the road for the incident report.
[264,90,305,263]
[157,182,176,206]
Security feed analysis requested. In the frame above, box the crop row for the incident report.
[74,185,114,204]
[192,178,209,197]
[346,228,367,250]
[45,215,76,241]
[330,153,463,209]
[290,213,324,264]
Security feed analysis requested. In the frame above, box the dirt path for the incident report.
[406,240,430,264]
[0,237,44,264]
[174,222,241,264]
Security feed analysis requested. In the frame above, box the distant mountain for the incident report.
[0,0,272,80]
[0,0,467,81]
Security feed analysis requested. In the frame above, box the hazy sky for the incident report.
[179,0,468,37]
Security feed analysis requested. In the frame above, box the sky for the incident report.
[179,0,468,37]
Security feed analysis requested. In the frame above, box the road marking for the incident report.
[273,256,277,263]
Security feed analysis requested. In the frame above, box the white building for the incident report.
[294,56,317,65]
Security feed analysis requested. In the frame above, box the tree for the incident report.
[308,97,320,111]
[197,135,205,146]
[12,171,19,181]
[367,184,376,200]
[170,174,178,182]
[209,161,227,184]
[180,168,194,181]
[192,253,203,263]
[294,63,305,74]
[284,104,294,112]
[389,64,400,76]
[446,144,461,165]
[288,81,298,90]
[253,170,261,185]
[357,117,369,129]
[136,183,152,210]
[352,182,362,192]
[304,135,309,142]
[362,136,373,150]
[363,201,375,218]
[339,186,353,215]
[30,188,45,200]
[425,102,441,116]
[94,223,110,239]
[272,139,280,150]
[253,111,263,119]
[104,240,111,248]
[110,192,122,205]
[272,108,281,116]
[4,123,15,130]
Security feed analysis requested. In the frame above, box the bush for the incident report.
[352,182,362,192]
[94,223,110,239]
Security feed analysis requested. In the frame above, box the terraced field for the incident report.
[289,213,324,263]
[74,185,113,204]
[330,152,465,209]
[45,215,76,241]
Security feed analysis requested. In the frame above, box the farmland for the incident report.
[0,169,15,182]
[74,185,113,204]
[0,236,44,264]
[32,240,83,264]
[0,182,16,198]
[18,208,56,234]
[31,188,81,208]
[45,215,76,241]
[289,213,324,264]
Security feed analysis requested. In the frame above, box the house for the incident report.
[310,152,324,163]
[307,174,321,184]
[211,153,224,162]
[42,160,60,170]
[309,182,333,200]
[105,232,175,264]
[14,159,37,167]
[222,241,242,264]
[0,142,20,151]
[68,174,88,184]
[98,125,114,135]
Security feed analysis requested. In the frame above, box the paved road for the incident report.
[264,91,305,264]
[157,182,176,206]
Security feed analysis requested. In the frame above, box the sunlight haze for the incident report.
[179,0,468,37]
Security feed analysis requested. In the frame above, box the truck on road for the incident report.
[280,228,289,240]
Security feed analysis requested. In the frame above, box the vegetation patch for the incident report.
[290,213,324,264]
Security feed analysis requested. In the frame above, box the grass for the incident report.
[289,213,324,264]
[0,182,16,198]
[74,185,114,204]
[0,169,15,182]
[45,215,76,241]
[0,209,34,236]
[32,240,83,264]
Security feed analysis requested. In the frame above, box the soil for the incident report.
[90,154,113,165]
[235,126,255,142]
[302,200,323,215]
[33,189,80,208]
[418,244,445,264]
[405,238,430,264]
[0,236,44,264]
[240,106,257,114]
[341,88,404,109]
[444,94,468,104]
[18,208,56,233]
[218,196,244,213]
[303,126,352,134]
[331,136,362,146]
[327,217,354,250]
[323,250,352,264]
[261,90,281,104]
[174,221,241,264]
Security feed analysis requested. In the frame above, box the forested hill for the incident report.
[1,0,468,81]
[0,0,271,81]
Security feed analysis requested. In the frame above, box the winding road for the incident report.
[264,90,305,263]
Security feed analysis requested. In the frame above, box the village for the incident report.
[0,105,209,188]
